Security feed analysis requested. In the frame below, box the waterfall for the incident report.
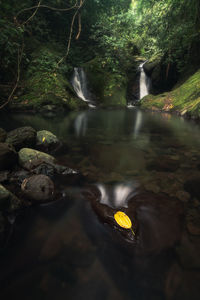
[71,67,95,108]
[139,61,150,99]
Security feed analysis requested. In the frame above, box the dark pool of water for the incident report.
[0,108,200,300]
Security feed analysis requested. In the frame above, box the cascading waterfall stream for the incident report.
[139,61,150,100]
[71,67,95,108]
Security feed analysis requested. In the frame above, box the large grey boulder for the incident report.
[21,175,54,202]
[0,143,18,171]
[6,126,36,151]
[18,148,55,170]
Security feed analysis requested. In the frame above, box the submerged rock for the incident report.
[0,143,18,171]
[21,175,54,203]
[18,148,55,170]
[6,126,36,151]
[147,155,180,172]
[0,128,7,142]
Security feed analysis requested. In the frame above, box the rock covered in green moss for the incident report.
[83,58,128,107]
[9,45,87,112]
[36,130,60,152]
[18,148,55,170]
[6,126,36,151]
[140,69,200,119]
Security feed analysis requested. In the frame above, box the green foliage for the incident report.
[26,45,72,77]
[141,68,200,119]
[0,19,24,81]
[90,10,138,72]
[133,0,200,70]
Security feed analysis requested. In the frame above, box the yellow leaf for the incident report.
[42,137,46,142]
[114,211,132,229]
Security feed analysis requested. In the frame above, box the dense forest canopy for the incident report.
[0,0,200,107]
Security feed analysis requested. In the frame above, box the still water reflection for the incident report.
[0,108,200,300]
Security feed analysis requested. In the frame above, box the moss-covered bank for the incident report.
[9,45,87,112]
[140,69,200,119]
[83,58,128,107]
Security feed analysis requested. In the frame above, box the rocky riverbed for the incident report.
[0,126,81,247]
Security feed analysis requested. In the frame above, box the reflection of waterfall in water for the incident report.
[74,111,88,137]
[139,61,150,99]
[96,182,139,208]
[133,109,142,138]
[71,67,96,108]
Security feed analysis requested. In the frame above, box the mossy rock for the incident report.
[18,148,55,169]
[140,69,200,119]
[10,45,87,111]
[83,58,128,107]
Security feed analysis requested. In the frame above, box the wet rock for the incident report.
[184,177,200,199]
[0,183,21,211]
[147,155,180,172]
[18,148,55,170]
[6,126,36,151]
[9,170,30,185]
[83,186,182,252]
[0,143,18,171]
[0,171,9,183]
[21,175,54,202]
[0,128,7,142]
[36,130,60,152]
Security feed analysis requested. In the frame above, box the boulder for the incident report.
[36,130,60,152]
[0,143,18,171]
[6,126,36,151]
[83,186,182,253]
[18,148,55,170]
[0,184,21,211]
[0,128,7,142]
[21,175,54,202]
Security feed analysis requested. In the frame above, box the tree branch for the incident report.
[16,0,79,23]
[0,42,24,110]
[56,0,86,67]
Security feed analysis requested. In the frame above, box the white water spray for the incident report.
[71,67,95,108]
[139,61,150,99]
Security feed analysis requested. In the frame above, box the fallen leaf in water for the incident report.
[114,211,132,228]
[114,211,135,235]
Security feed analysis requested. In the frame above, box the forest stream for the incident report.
[0,108,200,300]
